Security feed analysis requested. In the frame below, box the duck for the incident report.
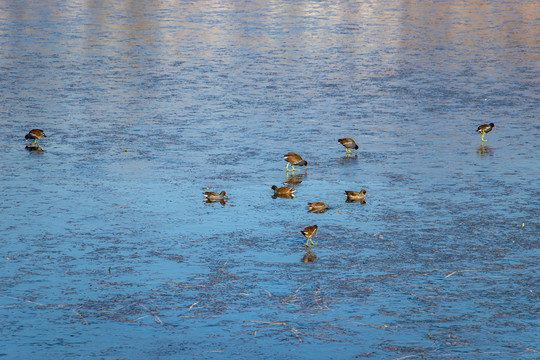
[25,129,46,145]
[203,191,228,202]
[476,123,495,142]
[307,202,330,213]
[283,152,308,171]
[270,185,295,198]
[338,138,358,154]
[345,190,366,203]
[300,225,318,246]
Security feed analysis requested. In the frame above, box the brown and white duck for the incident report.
[307,202,330,213]
[476,123,495,142]
[345,190,366,203]
[270,185,295,198]
[25,129,46,145]
[300,225,318,247]
[283,152,308,171]
[338,138,358,154]
[203,191,228,202]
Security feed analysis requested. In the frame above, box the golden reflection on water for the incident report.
[398,1,539,62]
[1,1,536,62]
[0,0,536,128]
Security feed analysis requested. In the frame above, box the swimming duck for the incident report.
[283,152,308,171]
[307,202,330,213]
[270,185,295,198]
[25,129,46,144]
[338,138,358,154]
[301,225,318,246]
[203,191,228,202]
[345,190,366,202]
[476,123,495,142]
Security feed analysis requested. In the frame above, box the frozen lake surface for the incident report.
[1,1,539,358]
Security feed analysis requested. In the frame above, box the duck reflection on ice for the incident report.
[204,198,228,206]
[477,143,494,156]
[283,171,306,186]
[25,145,44,152]
[302,249,317,263]
[337,153,359,166]
[346,198,366,204]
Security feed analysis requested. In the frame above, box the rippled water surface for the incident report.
[1,1,539,358]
